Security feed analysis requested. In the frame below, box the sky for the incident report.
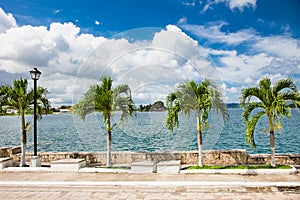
[0,0,300,107]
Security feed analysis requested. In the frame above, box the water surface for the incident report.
[0,109,299,154]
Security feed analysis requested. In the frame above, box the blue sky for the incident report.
[0,0,300,106]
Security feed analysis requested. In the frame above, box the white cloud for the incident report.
[178,16,187,24]
[244,77,254,84]
[0,22,106,75]
[1,7,299,106]
[95,20,101,25]
[182,1,196,6]
[228,0,257,11]
[217,53,273,85]
[74,26,219,105]
[207,49,237,56]
[201,0,256,13]
[53,9,61,14]
[0,7,17,33]
[253,36,300,59]
[181,20,300,96]
[181,22,256,45]
[227,86,238,93]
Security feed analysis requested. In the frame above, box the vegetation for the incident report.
[74,76,135,167]
[185,164,291,170]
[165,79,227,167]
[139,101,166,112]
[0,78,50,166]
[51,105,73,113]
[240,77,300,167]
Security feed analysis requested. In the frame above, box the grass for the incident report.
[185,164,291,170]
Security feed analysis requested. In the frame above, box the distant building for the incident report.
[6,108,18,114]
[59,109,70,113]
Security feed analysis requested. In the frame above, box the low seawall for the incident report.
[0,146,21,158]
[1,147,299,166]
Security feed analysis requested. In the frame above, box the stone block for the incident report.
[0,157,13,170]
[157,160,181,174]
[131,161,156,173]
[30,156,41,167]
[50,158,86,172]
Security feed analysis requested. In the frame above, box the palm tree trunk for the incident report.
[107,130,112,167]
[197,114,203,167]
[268,116,276,167]
[20,112,27,167]
[106,113,112,167]
[270,130,275,167]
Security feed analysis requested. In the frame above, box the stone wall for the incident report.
[0,146,21,158]
[248,154,300,165]
[22,149,300,166]
[2,147,299,166]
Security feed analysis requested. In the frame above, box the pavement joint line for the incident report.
[0,181,299,187]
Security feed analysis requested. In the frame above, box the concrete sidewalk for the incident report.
[0,172,299,199]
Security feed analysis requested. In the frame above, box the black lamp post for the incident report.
[29,68,41,157]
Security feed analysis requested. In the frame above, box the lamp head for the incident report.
[30,68,42,80]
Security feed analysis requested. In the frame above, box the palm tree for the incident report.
[0,78,50,166]
[240,77,300,167]
[166,79,227,166]
[74,76,135,167]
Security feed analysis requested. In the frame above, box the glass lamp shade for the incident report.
[30,68,41,80]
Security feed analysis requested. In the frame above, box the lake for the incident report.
[0,109,299,154]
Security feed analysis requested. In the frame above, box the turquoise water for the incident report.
[0,109,299,154]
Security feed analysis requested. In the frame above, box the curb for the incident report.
[1,166,298,175]
[79,167,130,173]
[0,180,299,187]
[180,166,298,175]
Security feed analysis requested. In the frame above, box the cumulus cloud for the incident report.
[0,8,108,106]
[0,7,17,33]
[0,22,106,75]
[1,6,299,106]
[0,7,220,107]
[73,25,219,105]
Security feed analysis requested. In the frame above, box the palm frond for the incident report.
[241,76,300,153]
[273,77,297,93]
[240,87,265,105]
[74,85,97,120]
[113,84,136,126]
[165,78,226,132]
[165,92,181,132]
[242,102,264,121]
[74,75,135,130]
[245,111,265,148]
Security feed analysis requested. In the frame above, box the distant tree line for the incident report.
[51,105,72,113]
[138,101,166,112]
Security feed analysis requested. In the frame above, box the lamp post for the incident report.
[29,68,41,167]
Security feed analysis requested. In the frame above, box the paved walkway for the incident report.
[0,172,299,199]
